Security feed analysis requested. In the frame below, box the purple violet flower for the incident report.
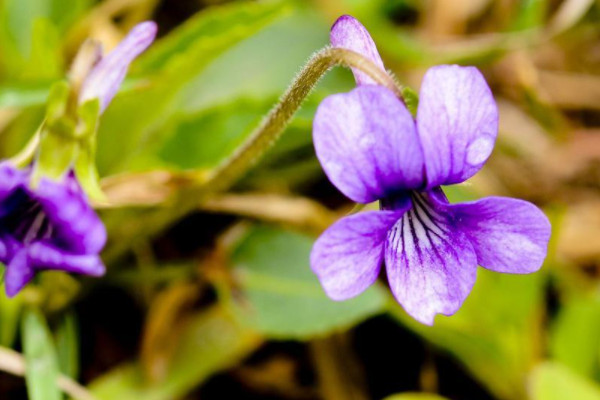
[310,15,551,325]
[0,22,157,297]
[0,165,106,297]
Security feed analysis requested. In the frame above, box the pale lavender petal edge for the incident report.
[80,21,157,112]
[330,15,386,85]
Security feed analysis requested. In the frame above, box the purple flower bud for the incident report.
[0,162,106,297]
[0,22,159,296]
[79,21,157,113]
[330,15,386,85]
[310,16,551,325]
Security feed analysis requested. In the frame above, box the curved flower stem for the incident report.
[202,46,403,194]
[105,47,403,262]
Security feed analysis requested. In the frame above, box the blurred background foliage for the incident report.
[0,0,599,399]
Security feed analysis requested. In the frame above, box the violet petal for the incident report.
[313,85,425,203]
[79,21,157,112]
[311,209,404,300]
[330,15,386,85]
[417,65,498,188]
[4,249,34,297]
[34,176,106,255]
[28,242,105,276]
[439,196,551,273]
[0,239,7,262]
[385,192,477,325]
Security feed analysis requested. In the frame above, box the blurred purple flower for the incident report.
[80,21,157,112]
[1,22,157,297]
[310,15,551,325]
[0,164,106,297]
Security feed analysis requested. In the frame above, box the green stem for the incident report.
[203,47,403,193]
[105,47,404,262]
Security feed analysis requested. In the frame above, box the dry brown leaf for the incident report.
[201,192,339,234]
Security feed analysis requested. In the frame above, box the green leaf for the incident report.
[0,82,51,108]
[88,306,260,400]
[55,312,79,379]
[509,0,547,31]
[138,1,291,73]
[229,226,386,339]
[0,105,45,160]
[0,0,51,61]
[149,98,271,170]
[48,0,91,33]
[22,308,62,400]
[550,296,600,378]
[531,362,600,400]
[21,18,63,80]
[96,0,290,175]
[383,393,449,400]
[175,7,336,113]
[0,11,62,80]
[0,0,87,79]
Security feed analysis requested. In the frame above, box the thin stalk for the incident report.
[105,47,403,262]
[203,46,403,193]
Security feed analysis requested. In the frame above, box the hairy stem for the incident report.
[203,47,402,193]
[105,47,402,262]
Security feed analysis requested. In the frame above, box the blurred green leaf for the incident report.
[531,362,600,400]
[550,296,600,378]
[0,0,50,58]
[511,0,547,31]
[88,306,260,400]
[388,269,546,400]
[21,18,63,80]
[22,308,61,400]
[48,0,91,33]
[383,393,449,400]
[0,106,44,159]
[0,82,51,108]
[175,8,337,113]
[96,0,290,175]
[230,226,386,339]
[135,94,317,172]
[55,312,79,379]
[138,1,290,73]
[155,98,269,170]
[0,0,68,80]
